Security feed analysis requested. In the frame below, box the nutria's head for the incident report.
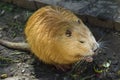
[25,6,99,65]
[51,20,99,64]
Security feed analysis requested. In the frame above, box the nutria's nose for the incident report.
[92,43,99,51]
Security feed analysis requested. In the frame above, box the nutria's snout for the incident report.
[93,42,99,52]
[92,42,100,57]
[84,42,99,62]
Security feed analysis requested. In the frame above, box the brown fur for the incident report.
[25,6,99,65]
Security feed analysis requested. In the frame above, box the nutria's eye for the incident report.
[78,20,81,24]
[65,30,72,37]
[79,41,85,43]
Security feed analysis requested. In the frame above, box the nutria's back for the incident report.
[25,6,99,65]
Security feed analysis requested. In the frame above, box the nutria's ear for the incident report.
[65,29,72,37]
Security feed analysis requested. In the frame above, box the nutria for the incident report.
[0,6,99,66]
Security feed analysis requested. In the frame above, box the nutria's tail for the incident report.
[0,39,30,51]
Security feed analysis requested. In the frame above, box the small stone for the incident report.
[23,73,30,76]
[0,10,5,16]
[1,74,8,79]
[22,69,25,73]
[24,64,29,68]
[0,34,2,38]
[0,27,3,30]
[14,15,20,20]
[17,63,22,66]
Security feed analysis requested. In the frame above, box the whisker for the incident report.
[98,36,104,42]
[98,40,111,50]
[97,31,110,42]
[99,41,111,44]
[101,46,110,50]
[98,35,111,49]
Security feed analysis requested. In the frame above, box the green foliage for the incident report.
[0,3,14,12]
[0,56,14,67]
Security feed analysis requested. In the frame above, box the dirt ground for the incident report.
[0,2,120,80]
